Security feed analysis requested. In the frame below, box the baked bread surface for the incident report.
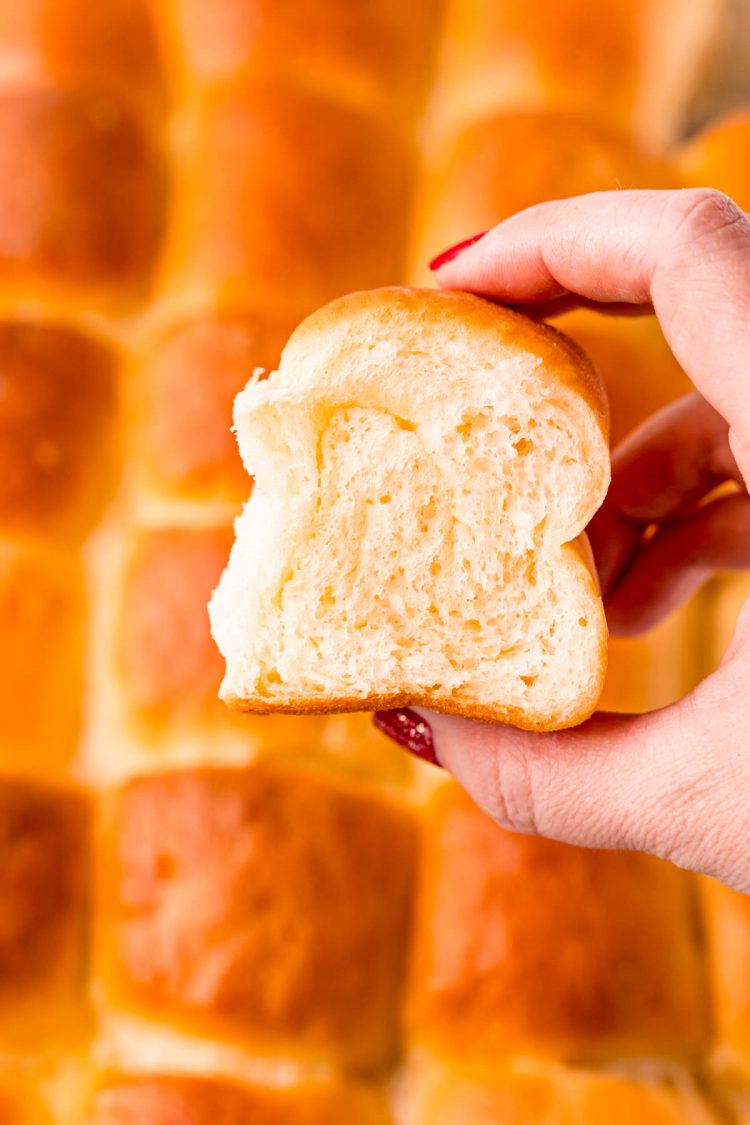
[210,286,610,731]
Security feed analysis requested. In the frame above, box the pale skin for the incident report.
[424,188,750,893]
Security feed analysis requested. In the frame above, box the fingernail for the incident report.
[429,231,487,271]
[372,709,441,766]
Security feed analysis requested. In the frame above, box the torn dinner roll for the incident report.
[210,287,610,731]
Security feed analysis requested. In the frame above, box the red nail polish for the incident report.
[429,231,487,271]
[372,709,440,766]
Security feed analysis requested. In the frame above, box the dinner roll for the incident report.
[0,0,165,112]
[406,782,707,1063]
[162,83,412,320]
[107,524,329,772]
[96,763,417,1071]
[130,310,292,505]
[0,322,118,539]
[0,88,166,311]
[431,0,724,147]
[149,0,440,122]
[0,777,90,1048]
[210,286,610,731]
[117,526,235,732]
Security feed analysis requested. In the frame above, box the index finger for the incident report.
[433,189,750,477]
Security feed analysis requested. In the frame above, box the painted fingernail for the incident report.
[429,230,488,270]
[372,709,440,766]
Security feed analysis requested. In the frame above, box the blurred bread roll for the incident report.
[0,0,165,111]
[0,322,118,539]
[432,0,724,147]
[162,83,412,320]
[95,762,417,1071]
[148,0,440,120]
[0,778,90,1049]
[407,783,707,1063]
[0,88,166,312]
[129,310,293,506]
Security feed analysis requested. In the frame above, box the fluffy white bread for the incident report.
[209,287,610,730]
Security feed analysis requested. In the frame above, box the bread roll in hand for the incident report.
[210,287,610,730]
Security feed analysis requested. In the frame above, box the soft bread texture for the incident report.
[210,286,610,730]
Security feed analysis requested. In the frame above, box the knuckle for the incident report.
[483,742,541,836]
[666,188,745,249]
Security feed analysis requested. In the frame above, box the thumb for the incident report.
[416,662,750,892]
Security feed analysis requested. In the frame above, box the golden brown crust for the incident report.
[96,763,417,1070]
[0,89,166,308]
[406,783,708,1062]
[0,777,90,1046]
[0,539,85,774]
[0,321,118,539]
[225,683,601,734]
[162,86,412,320]
[90,1075,386,1125]
[131,311,293,503]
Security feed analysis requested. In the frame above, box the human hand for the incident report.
[375,189,750,892]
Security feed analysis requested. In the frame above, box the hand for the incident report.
[382,190,750,892]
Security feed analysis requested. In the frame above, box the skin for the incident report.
[424,188,750,893]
